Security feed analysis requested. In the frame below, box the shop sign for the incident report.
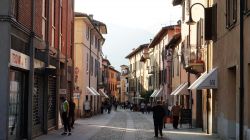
[73,92,80,98]
[59,89,67,94]
[10,49,30,70]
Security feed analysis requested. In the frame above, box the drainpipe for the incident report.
[28,0,35,139]
[43,0,50,134]
[239,0,244,139]
[56,0,62,130]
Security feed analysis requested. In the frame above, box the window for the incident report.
[90,56,93,76]
[86,26,89,40]
[10,0,18,18]
[86,53,89,73]
[95,38,99,49]
[245,0,250,13]
[51,0,55,48]
[226,0,237,29]
[182,1,185,22]
[42,0,46,40]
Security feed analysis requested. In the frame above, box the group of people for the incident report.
[60,97,76,136]
[152,101,181,138]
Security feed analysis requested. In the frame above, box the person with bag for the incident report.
[152,100,165,138]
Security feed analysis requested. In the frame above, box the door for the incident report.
[8,69,28,140]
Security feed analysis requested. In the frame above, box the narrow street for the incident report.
[35,109,220,140]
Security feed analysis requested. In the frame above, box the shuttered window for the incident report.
[245,0,250,14]
[226,0,237,29]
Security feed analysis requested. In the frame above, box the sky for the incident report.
[75,0,181,70]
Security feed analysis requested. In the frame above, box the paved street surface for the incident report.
[35,109,221,140]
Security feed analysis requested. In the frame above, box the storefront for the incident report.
[9,49,30,139]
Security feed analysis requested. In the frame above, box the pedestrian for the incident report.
[152,100,165,138]
[84,97,91,117]
[69,98,76,129]
[162,101,170,128]
[60,96,71,136]
[146,102,151,114]
[140,101,145,114]
[171,101,181,129]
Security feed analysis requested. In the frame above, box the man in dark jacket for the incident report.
[152,100,165,138]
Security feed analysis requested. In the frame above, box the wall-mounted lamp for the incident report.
[186,3,206,25]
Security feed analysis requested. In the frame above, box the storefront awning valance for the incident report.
[86,87,97,96]
[150,89,158,97]
[90,87,100,96]
[154,87,163,97]
[170,82,188,96]
[188,68,218,90]
[99,89,109,98]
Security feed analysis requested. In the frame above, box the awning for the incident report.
[150,89,158,97]
[170,82,188,96]
[154,87,163,97]
[188,68,218,90]
[99,89,109,98]
[86,87,97,96]
[90,87,100,96]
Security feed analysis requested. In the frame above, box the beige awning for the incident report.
[86,87,97,96]
[188,68,218,90]
[150,89,158,97]
[90,87,100,96]
[170,82,188,96]
[99,89,109,98]
[154,87,163,97]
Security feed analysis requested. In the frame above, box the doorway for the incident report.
[8,69,28,140]
[227,67,236,139]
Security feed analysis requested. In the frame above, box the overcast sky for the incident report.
[75,0,181,70]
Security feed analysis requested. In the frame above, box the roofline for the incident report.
[165,33,182,49]
[74,12,105,40]
[125,43,149,59]
[148,25,180,48]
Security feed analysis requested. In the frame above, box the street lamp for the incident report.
[186,2,211,134]
[186,3,206,26]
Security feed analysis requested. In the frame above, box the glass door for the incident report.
[8,69,27,139]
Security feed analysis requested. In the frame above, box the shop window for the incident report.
[226,0,237,29]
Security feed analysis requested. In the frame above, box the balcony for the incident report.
[147,66,154,74]
[185,59,205,74]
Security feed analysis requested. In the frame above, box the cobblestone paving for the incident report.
[35,109,221,140]
[89,111,127,140]
[130,113,156,140]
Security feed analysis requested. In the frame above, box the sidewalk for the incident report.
[35,109,221,140]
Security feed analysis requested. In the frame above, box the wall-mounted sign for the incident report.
[59,89,67,94]
[10,49,30,70]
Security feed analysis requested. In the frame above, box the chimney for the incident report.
[89,14,93,20]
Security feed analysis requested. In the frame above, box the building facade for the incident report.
[213,0,250,139]
[0,0,74,139]
[120,65,130,103]
[126,44,150,103]
[74,12,107,116]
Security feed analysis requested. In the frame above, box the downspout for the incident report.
[56,0,62,129]
[44,0,50,134]
[28,0,35,139]
[71,0,75,100]
[65,0,69,98]
[206,0,210,135]
[239,0,244,139]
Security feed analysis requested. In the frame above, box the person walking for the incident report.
[171,102,181,129]
[162,101,170,128]
[140,101,145,114]
[60,97,71,136]
[84,98,91,117]
[69,98,76,129]
[152,100,165,138]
